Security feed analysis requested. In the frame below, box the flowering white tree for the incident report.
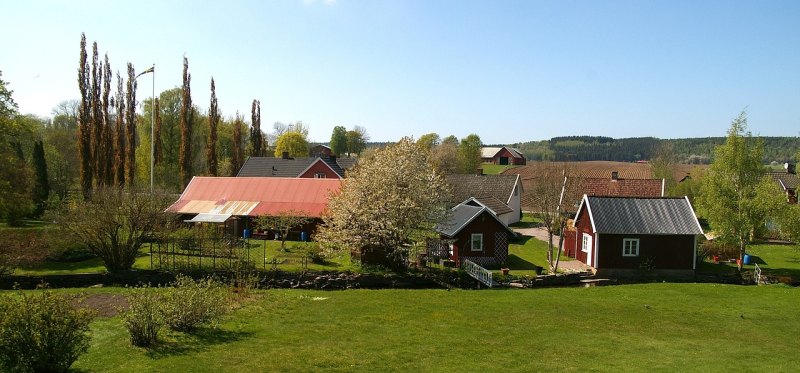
[316,138,450,269]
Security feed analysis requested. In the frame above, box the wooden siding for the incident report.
[597,233,695,270]
[573,206,592,264]
[447,210,509,265]
[298,160,340,179]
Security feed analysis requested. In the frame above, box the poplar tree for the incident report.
[125,63,137,187]
[113,72,126,187]
[250,99,263,157]
[230,113,245,176]
[179,56,193,189]
[101,53,113,186]
[206,78,219,176]
[90,42,103,186]
[77,33,92,199]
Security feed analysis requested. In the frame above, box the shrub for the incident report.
[0,288,94,373]
[701,240,739,260]
[301,242,327,264]
[122,285,164,347]
[162,275,229,332]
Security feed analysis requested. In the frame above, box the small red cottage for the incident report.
[430,202,513,267]
[571,195,703,276]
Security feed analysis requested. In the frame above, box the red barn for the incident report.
[571,195,703,276]
[481,146,527,165]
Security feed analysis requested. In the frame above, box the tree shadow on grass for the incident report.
[146,328,255,359]
[506,254,537,271]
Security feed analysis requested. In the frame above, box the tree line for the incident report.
[512,136,800,164]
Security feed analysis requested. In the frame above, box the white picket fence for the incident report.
[463,259,493,288]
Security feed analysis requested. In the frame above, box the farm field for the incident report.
[63,283,799,372]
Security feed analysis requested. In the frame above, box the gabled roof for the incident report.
[436,203,513,238]
[767,171,799,191]
[166,177,342,217]
[446,174,520,206]
[560,176,664,213]
[574,195,703,235]
[463,197,514,216]
[237,156,356,178]
[481,146,524,159]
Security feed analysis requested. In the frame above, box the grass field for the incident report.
[481,164,518,175]
[62,284,799,372]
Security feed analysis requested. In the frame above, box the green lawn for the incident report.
[64,284,799,372]
[695,243,800,281]
[481,164,517,175]
[505,234,573,276]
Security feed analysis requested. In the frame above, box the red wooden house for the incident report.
[430,202,514,267]
[237,154,357,179]
[571,195,703,276]
[481,146,527,165]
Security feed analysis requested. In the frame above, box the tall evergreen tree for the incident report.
[90,42,103,186]
[250,99,263,157]
[31,140,50,217]
[153,97,162,166]
[206,78,219,176]
[179,56,193,189]
[125,63,137,187]
[230,113,244,176]
[77,33,93,200]
[113,72,126,187]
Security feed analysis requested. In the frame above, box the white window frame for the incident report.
[582,234,590,253]
[314,172,327,179]
[470,233,483,252]
[622,238,640,257]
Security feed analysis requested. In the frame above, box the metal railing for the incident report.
[463,259,493,288]
[754,263,762,285]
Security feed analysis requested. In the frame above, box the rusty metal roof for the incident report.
[166,177,342,217]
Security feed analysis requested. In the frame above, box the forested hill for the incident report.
[509,136,800,164]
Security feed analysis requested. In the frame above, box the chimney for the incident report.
[611,171,619,181]
[476,168,483,176]
[786,163,796,175]
[330,155,336,163]
[282,151,290,160]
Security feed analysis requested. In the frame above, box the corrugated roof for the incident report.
[581,196,703,235]
[166,177,342,217]
[237,156,357,178]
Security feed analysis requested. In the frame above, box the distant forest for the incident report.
[502,136,800,164]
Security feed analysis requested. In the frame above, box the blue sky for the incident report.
[2,0,799,144]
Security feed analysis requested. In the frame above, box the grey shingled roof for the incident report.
[436,204,485,237]
[768,171,799,190]
[585,196,703,235]
[237,156,356,178]
[446,174,519,205]
[465,197,514,216]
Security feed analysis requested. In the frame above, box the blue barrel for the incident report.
[243,229,251,239]
[300,231,308,241]
[743,254,751,265]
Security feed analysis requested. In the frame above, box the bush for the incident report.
[162,275,229,332]
[122,285,164,347]
[301,242,327,264]
[0,288,94,373]
[701,240,739,260]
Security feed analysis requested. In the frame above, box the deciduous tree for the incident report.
[77,33,92,199]
[255,210,312,252]
[457,133,482,174]
[317,138,450,269]
[698,111,775,270]
[52,187,171,271]
[113,72,126,187]
[179,56,193,189]
[416,133,440,150]
[273,131,309,158]
[329,126,347,156]
[125,62,137,188]
[31,140,49,217]
[230,113,245,176]
[250,100,265,157]
[345,126,368,157]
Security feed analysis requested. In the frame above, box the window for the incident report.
[470,234,483,252]
[623,238,639,257]
[582,234,591,253]
[314,172,326,179]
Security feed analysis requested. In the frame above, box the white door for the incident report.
[583,233,593,267]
